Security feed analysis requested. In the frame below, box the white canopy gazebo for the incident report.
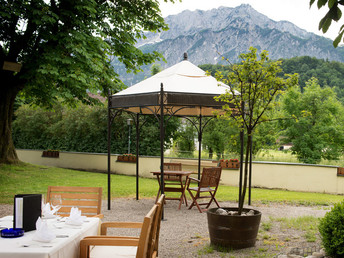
[106,54,236,209]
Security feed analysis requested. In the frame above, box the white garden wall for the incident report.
[16,149,344,195]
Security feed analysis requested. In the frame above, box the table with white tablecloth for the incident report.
[0,216,100,258]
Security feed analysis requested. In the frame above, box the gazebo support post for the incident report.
[159,83,165,195]
[136,113,140,200]
[197,115,202,180]
[160,83,165,219]
[107,91,112,210]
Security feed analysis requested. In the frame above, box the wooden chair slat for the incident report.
[50,192,99,200]
[59,207,98,213]
[61,200,99,206]
[47,186,102,217]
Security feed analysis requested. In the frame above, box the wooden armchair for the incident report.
[79,194,165,258]
[46,186,103,218]
[186,167,222,213]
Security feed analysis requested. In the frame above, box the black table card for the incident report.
[14,194,42,232]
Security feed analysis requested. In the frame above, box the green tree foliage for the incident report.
[280,78,344,163]
[12,102,180,156]
[174,120,196,158]
[310,0,344,47]
[201,56,344,102]
[251,111,280,154]
[202,116,279,160]
[216,47,298,214]
[138,116,180,156]
[202,118,239,159]
[0,0,175,163]
[150,63,162,76]
[280,56,344,100]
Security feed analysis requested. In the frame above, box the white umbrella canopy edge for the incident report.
[110,60,237,116]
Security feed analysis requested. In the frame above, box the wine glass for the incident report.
[41,194,46,208]
[51,195,62,215]
[41,194,46,218]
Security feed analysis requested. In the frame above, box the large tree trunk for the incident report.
[0,72,22,164]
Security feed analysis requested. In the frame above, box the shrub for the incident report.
[318,200,344,256]
[12,102,180,156]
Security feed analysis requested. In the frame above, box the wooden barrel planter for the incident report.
[207,207,261,249]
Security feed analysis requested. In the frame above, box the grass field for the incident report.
[1,162,343,206]
[168,149,344,167]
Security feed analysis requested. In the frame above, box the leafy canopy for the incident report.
[0,0,175,106]
[215,47,298,133]
[280,77,344,163]
[310,0,344,47]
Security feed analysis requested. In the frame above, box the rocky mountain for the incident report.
[115,4,344,86]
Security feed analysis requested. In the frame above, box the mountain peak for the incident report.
[122,5,344,85]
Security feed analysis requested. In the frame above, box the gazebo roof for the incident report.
[109,60,234,117]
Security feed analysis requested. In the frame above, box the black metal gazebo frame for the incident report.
[106,57,239,210]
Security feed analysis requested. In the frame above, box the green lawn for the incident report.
[0,163,343,205]
[170,149,344,167]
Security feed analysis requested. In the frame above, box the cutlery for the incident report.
[56,235,69,238]
[21,244,53,248]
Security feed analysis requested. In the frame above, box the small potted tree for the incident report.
[207,47,298,249]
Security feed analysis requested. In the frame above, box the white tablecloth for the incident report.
[0,216,100,258]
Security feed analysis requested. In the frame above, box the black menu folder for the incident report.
[13,194,42,232]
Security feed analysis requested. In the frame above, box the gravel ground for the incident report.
[0,198,330,257]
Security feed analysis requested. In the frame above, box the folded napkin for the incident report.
[65,207,86,226]
[32,217,56,243]
[42,203,59,218]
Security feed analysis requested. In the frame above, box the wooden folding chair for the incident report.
[46,186,103,218]
[186,167,222,213]
[156,163,188,206]
[163,162,182,184]
[79,195,165,258]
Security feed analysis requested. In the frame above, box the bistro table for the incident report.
[151,170,193,209]
[0,215,100,258]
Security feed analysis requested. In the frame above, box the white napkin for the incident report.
[42,203,60,218]
[65,207,86,226]
[32,217,56,243]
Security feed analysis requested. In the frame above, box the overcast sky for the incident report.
[158,0,342,41]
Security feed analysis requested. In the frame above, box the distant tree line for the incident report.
[13,56,344,164]
[201,56,344,102]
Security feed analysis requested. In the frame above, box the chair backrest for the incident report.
[199,167,222,188]
[79,202,158,258]
[163,163,182,182]
[148,194,165,258]
[136,204,158,258]
[47,186,102,217]
[163,162,182,171]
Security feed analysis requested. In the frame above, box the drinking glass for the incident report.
[51,195,62,215]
